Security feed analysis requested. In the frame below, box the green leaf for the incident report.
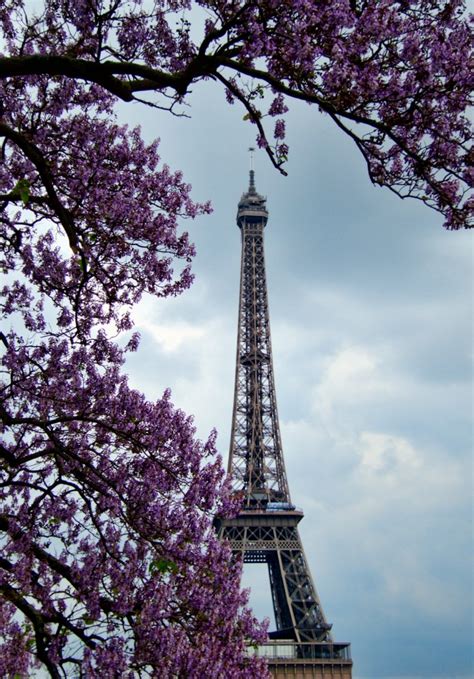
[149,558,178,576]
[76,255,88,274]
[82,615,96,625]
[12,178,30,205]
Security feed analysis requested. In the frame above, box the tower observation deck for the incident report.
[216,169,352,678]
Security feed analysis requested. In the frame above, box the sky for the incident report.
[118,77,473,679]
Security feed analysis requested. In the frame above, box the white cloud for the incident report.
[357,431,421,475]
[128,292,236,443]
[274,339,470,635]
[132,296,207,353]
[314,346,380,418]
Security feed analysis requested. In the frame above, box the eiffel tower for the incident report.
[216,164,352,677]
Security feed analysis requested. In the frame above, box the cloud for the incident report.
[127,289,236,444]
[311,346,382,430]
[357,431,421,474]
[276,342,470,648]
[132,296,207,353]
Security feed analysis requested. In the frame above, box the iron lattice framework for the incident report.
[217,170,340,645]
[228,172,289,508]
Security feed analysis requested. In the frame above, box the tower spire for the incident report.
[249,146,256,193]
[216,171,352,676]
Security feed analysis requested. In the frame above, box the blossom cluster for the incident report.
[0,326,268,676]
[1,1,471,228]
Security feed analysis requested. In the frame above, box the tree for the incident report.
[0,1,471,677]
[1,0,471,230]
[0,120,269,674]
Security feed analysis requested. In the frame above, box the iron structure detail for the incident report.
[227,169,290,509]
[216,171,347,650]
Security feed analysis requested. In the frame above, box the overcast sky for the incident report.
[119,78,472,679]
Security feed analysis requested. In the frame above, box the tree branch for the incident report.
[0,579,61,679]
[0,55,186,98]
[0,514,115,616]
[0,123,79,253]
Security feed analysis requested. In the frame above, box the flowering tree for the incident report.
[0,116,269,675]
[1,0,471,230]
[0,1,472,677]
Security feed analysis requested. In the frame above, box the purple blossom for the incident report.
[274,119,286,140]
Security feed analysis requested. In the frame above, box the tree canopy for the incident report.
[0,1,472,677]
[1,0,472,230]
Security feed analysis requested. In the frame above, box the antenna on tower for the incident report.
[248,146,256,192]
